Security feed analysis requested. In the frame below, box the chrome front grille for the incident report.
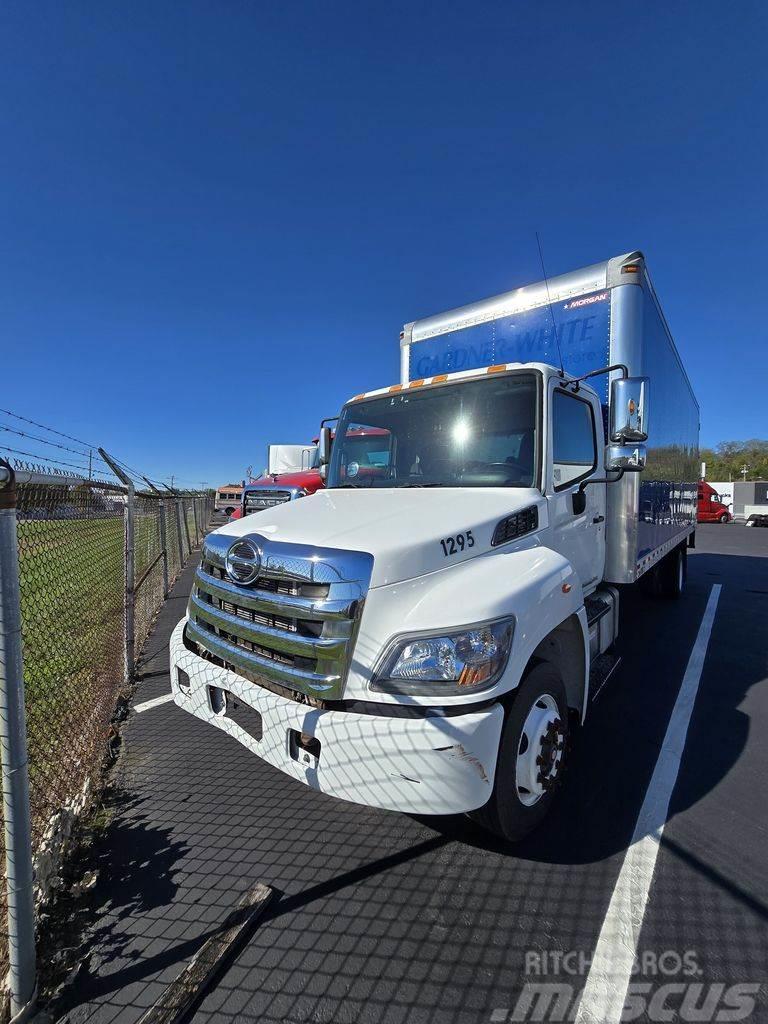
[185,532,373,701]
[244,489,293,513]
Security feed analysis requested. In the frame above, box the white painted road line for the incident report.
[575,584,722,1024]
[134,693,175,713]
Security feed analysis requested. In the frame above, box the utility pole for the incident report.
[741,465,749,482]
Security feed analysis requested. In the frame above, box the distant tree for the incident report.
[701,440,768,480]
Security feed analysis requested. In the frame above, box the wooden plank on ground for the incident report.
[135,882,274,1024]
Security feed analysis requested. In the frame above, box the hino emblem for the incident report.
[225,538,262,585]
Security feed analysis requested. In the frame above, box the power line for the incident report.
[535,232,565,378]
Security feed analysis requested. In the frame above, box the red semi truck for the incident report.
[236,429,389,518]
[697,480,731,523]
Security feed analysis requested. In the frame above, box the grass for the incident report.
[16,517,126,799]
[0,502,203,975]
[14,511,180,804]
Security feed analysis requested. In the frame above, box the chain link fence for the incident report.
[0,460,213,1018]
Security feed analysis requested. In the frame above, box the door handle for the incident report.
[592,515,605,524]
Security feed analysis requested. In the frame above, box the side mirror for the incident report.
[606,444,647,473]
[610,377,649,443]
[318,426,332,466]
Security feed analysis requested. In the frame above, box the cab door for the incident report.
[546,382,606,593]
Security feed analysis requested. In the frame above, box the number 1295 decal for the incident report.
[440,530,475,557]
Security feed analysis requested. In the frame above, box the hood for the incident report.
[250,470,323,492]
[214,487,545,588]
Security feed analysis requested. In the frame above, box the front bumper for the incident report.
[169,618,504,815]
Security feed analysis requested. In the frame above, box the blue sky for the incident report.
[1,2,766,487]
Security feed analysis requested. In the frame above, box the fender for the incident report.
[344,540,589,712]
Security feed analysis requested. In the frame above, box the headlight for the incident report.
[371,618,514,695]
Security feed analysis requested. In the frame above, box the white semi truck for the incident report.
[171,251,699,840]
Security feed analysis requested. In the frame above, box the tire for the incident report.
[719,513,729,524]
[224,507,235,516]
[470,663,569,842]
[658,544,686,599]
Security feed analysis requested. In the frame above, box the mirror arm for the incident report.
[568,363,629,392]
[578,469,625,494]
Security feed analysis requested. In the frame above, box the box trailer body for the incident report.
[732,480,768,524]
[171,250,700,841]
[267,443,317,475]
[401,251,699,583]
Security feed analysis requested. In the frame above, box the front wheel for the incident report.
[719,512,730,524]
[469,663,569,842]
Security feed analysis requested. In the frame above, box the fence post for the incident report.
[175,498,186,563]
[182,498,192,557]
[144,479,169,599]
[191,496,200,546]
[0,462,38,1020]
[158,502,170,599]
[99,450,135,684]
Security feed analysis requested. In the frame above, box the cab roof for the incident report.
[345,361,574,406]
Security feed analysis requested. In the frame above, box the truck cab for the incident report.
[171,252,698,841]
[698,480,731,523]
[240,429,390,516]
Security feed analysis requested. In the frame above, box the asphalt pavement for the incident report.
[54,523,768,1024]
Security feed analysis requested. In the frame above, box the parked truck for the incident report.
[697,480,731,523]
[240,430,389,515]
[171,251,699,840]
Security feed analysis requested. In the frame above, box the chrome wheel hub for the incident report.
[516,693,564,807]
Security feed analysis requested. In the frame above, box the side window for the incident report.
[552,390,597,490]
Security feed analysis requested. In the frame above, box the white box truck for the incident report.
[171,251,699,840]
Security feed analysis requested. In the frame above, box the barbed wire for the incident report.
[6,458,117,485]
[0,407,98,452]
[0,422,104,463]
[0,407,207,492]
[0,442,107,476]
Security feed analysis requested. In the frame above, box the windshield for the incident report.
[327,373,538,489]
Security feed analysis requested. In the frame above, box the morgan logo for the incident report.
[225,538,262,585]
[563,292,608,311]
